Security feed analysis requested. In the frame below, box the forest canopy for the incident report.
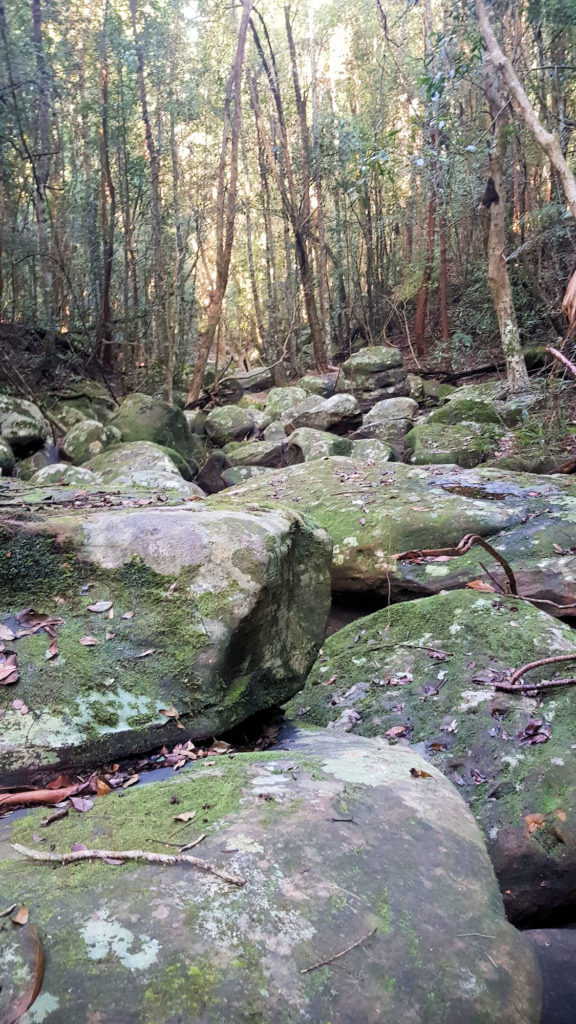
[0,0,575,397]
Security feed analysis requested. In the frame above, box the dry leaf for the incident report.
[122,611,134,620]
[105,631,116,641]
[79,636,99,646]
[525,813,545,835]
[122,774,139,789]
[0,650,19,685]
[555,809,567,822]
[466,580,496,593]
[45,638,59,660]
[160,704,180,719]
[174,810,196,822]
[0,624,16,641]
[69,796,94,813]
[96,779,112,797]
[385,724,411,738]
[87,601,113,613]
[11,904,29,926]
[135,648,155,658]
[409,768,434,779]
[2,923,44,1024]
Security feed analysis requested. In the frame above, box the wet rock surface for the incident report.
[0,730,541,1023]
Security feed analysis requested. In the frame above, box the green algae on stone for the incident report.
[405,421,503,467]
[289,589,576,923]
[0,732,540,1024]
[0,505,331,781]
[108,392,194,459]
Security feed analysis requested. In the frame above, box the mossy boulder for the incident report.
[0,395,48,454]
[407,373,425,401]
[291,590,576,924]
[49,380,117,423]
[221,465,272,486]
[204,405,254,446]
[290,393,362,434]
[405,421,503,467]
[61,419,121,465]
[207,458,576,601]
[15,447,56,481]
[350,438,394,461]
[0,729,540,1023]
[222,438,290,469]
[0,437,15,474]
[299,374,332,396]
[85,442,201,495]
[265,386,308,421]
[364,397,418,424]
[341,346,403,379]
[108,393,194,460]
[263,420,288,442]
[31,463,100,487]
[427,398,502,427]
[0,505,331,783]
[287,427,352,462]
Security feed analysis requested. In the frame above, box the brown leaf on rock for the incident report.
[409,768,434,779]
[45,638,59,660]
[525,813,545,835]
[0,624,16,641]
[11,904,29,926]
[135,648,155,658]
[69,796,94,813]
[518,719,552,745]
[122,775,139,789]
[466,580,496,593]
[79,636,99,646]
[0,650,19,685]
[96,779,112,797]
[2,923,45,1024]
[122,611,134,620]
[385,724,411,738]
[174,811,196,822]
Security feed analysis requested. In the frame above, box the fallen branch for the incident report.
[300,927,377,974]
[397,533,518,595]
[547,345,576,380]
[493,677,576,693]
[509,653,576,687]
[0,785,79,808]
[11,843,245,887]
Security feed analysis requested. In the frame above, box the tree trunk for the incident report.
[186,0,254,404]
[483,59,529,391]
[98,0,115,373]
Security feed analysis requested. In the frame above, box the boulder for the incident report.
[287,427,352,462]
[445,381,552,428]
[291,589,576,924]
[350,437,393,461]
[204,405,255,445]
[0,395,48,454]
[233,365,274,391]
[246,407,271,433]
[407,373,425,402]
[108,393,193,460]
[221,465,272,486]
[289,393,362,434]
[299,373,333,396]
[265,386,309,421]
[49,380,117,423]
[0,505,331,783]
[61,419,121,465]
[85,442,201,495]
[263,420,288,442]
[30,463,100,487]
[207,458,576,605]
[49,403,87,431]
[364,397,418,424]
[15,446,58,481]
[223,438,290,469]
[427,398,502,427]
[405,422,503,467]
[0,729,540,1023]
[0,437,14,474]
[341,346,403,379]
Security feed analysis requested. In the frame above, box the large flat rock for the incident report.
[289,589,576,923]
[208,457,576,608]
[0,730,540,1023]
[0,505,331,783]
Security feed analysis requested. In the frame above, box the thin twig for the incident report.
[494,676,576,693]
[11,843,245,887]
[509,653,576,687]
[547,345,576,380]
[366,642,451,657]
[180,834,207,852]
[300,927,377,974]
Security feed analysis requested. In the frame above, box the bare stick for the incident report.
[11,843,245,887]
[397,533,517,595]
[366,642,451,657]
[547,345,576,380]
[494,677,576,693]
[509,653,576,686]
[300,927,377,974]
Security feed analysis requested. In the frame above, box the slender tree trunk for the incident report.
[186,0,254,404]
[483,59,529,391]
[31,0,56,370]
[98,0,115,372]
[414,196,435,356]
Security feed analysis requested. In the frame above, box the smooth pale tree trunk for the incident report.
[186,0,254,404]
[98,0,115,372]
[484,59,529,391]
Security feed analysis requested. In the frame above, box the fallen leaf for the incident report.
[69,796,94,812]
[79,636,99,646]
[160,704,181,719]
[135,648,155,658]
[71,843,88,852]
[45,638,59,660]
[322,675,337,686]
[385,724,411,738]
[174,810,196,822]
[96,779,112,797]
[86,601,113,613]
[0,786,78,808]
[11,904,29,926]
[47,774,73,790]
[122,774,139,789]
[0,624,15,641]
[210,740,230,754]
[105,631,116,640]
[410,768,434,779]
[122,611,134,620]
[466,580,496,593]
[555,809,567,822]
[2,923,44,1024]
[0,650,19,685]
[525,813,545,835]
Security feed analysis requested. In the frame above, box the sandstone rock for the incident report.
[0,395,48,454]
[204,405,255,445]
[405,421,503,467]
[265,386,309,421]
[0,437,14,474]
[31,463,100,487]
[289,393,362,434]
[85,442,201,494]
[61,419,121,465]
[109,393,194,459]
[0,728,540,1023]
[287,427,352,462]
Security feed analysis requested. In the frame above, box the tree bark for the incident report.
[483,58,529,391]
[98,0,115,372]
[185,0,254,405]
